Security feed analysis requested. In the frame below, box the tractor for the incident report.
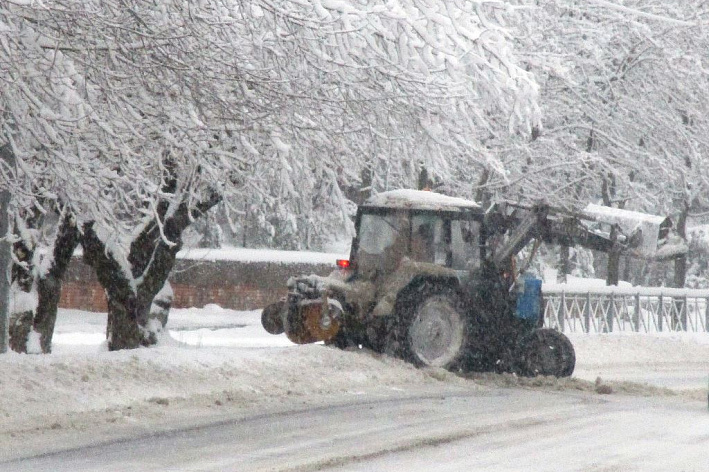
[262,190,685,377]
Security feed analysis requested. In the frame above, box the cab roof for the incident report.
[363,189,481,212]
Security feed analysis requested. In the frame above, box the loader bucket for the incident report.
[284,298,341,344]
[581,204,677,258]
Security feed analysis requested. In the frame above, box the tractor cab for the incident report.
[350,190,485,282]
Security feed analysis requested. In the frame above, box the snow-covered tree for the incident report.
[220,0,543,248]
[502,0,709,285]
[1,0,540,350]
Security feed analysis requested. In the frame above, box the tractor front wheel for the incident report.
[516,328,575,378]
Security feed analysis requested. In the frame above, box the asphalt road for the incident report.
[3,386,707,472]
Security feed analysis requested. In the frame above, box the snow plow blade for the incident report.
[261,297,342,344]
[284,297,342,344]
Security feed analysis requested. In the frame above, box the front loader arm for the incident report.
[491,204,550,267]
[541,215,619,254]
[489,201,686,265]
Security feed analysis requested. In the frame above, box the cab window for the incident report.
[451,219,480,270]
[411,215,446,264]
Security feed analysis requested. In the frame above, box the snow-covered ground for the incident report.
[1,305,708,467]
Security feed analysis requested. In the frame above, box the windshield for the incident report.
[358,213,407,255]
[356,211,409,278]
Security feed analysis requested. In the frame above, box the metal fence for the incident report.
[543,286,709,333]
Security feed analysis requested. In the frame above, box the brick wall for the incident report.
[60,256,336,312]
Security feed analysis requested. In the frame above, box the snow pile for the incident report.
[570,332,709,390]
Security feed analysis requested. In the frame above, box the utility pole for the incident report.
[0,144,14,353]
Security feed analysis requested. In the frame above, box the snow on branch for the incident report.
[588,0,696,26]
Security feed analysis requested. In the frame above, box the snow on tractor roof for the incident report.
[364,189,480,211]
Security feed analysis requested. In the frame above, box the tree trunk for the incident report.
[418,166,431,190]
[673,256,687,289]
[9,210,79,353]
[8,311,33,353]
[359,167,372,205]
[9,223,34,353]
[606,252,621,286]
[601,173,622,286]
[149,281,173,329]
[622,256,631,284]
[673,203,689,289]
[474,169,491,207]
[197,209,223,249]
[82,185,221,351]
[106,293,149,349]
[82,222,150,350]
[34,212,80,352]
[606,226,621,286]
[557,245,570,283]
[0,144,12,353]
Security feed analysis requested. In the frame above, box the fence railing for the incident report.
[542,285,709,333]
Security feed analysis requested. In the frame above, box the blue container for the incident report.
[515,274,543,323]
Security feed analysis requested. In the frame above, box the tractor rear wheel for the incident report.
[390,283,469,370]
[517,328,575,377]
